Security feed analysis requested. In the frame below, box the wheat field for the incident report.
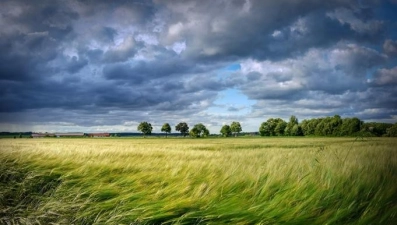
[1,137,396,224]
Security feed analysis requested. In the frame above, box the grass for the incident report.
[1,137,396,224]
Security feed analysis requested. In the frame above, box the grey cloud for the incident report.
[158,0,384,62]
[159,81,184,92]
[246,72,261,81]
[327,7,384,36]
[83,49,104,63]
[65,56,88,73]
[0,2,75,82]
[0,0,77,38]
[183,76,227,93]
[358,87,397,115]
[98,27,118,43]
[103,51,222,82]
[103,63,145,83]
[329,44,387,76]
[383,39,397,56]
[240,43,385,98]
[102,37,138,63]
[0,80,82,112]
[265,11,354,59]
[372,67,397,85]
[239,74,306,100]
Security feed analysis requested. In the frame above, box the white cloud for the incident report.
[167,41,186,54]
[165,22,184,44]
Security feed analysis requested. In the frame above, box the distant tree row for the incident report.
[137,116,397,138]
[137,121,241,138]
[138,122,209,138]
[259,115,397,137]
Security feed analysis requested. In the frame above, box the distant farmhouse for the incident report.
[55,132,85,137]
[31,133,55,138]
[87,133,110,137]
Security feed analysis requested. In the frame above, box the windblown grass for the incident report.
[1,137,396,224]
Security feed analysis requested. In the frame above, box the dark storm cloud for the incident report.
[103,63,145,83]
[103,58,196,80]
[0,32,58,81]
[0,0,397,131]
[65,56,88,73]
[0,78,91,112]
[159,0,387,61]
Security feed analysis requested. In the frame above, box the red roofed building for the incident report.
[87,133,110,137]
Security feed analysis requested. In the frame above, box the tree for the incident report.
[274,119,287,136]
[259,118,286,136]
[190,123,210,138]
[259,118,278,136]
[161,123,172,138]
[175,122,189,137]
[291,124,304,136]
[230,121,242,137]
[362,122,392,136]
[339,117,362,136]
[137,122,153,137]
[301,118,321,136]
[329,115,343,136]
[220,125,232,137]
[259,121,271,136]
[314,115,342,136]
[285,115,299,136]
[385,123,397,137]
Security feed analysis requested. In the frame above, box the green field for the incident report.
[1,137,396,224]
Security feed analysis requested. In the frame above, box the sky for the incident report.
[1,0,397,133]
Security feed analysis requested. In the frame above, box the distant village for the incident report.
[31,132,111,138]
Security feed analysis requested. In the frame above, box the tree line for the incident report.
[260,115,397,137]
[137,121,241,138]
[137,115,397,138]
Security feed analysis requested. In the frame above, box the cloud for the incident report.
[327,7,384,36]
[383,39,397,56]
[237,42,385,99]
[155,0,387,62]
[65,56,88,73]
[372,67,397,85]
[328,43,387,76]
[102,36,137,62]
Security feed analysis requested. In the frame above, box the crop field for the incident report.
[1,137,396,224]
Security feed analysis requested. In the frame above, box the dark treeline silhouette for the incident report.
[259,115,397,137]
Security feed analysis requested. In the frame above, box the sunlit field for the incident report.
[1,137,396,224]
